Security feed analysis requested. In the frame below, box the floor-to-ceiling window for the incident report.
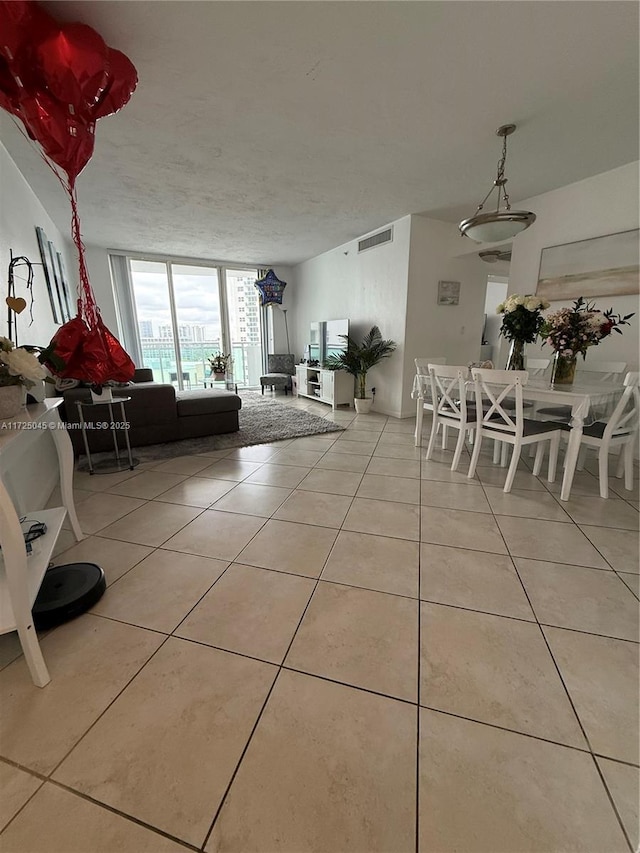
[225,268,263,387]
[123,257,260,389]
[172,264,223,388]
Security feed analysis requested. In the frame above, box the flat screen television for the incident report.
[306,321,322,362]
[324,319,349,359]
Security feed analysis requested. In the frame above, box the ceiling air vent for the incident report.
[358,227,393,253]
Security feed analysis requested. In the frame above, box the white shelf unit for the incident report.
[295,365,353,410]
[0,507,66,630]
[0,400,83,687]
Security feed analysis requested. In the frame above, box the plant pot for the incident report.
[354,397,373,414]
[212,371,226,380]
[90,386,113,403]
[0,384,24,418]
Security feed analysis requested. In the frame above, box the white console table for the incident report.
[0,400,83,687]
[295,365,353,410]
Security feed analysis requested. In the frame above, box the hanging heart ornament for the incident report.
[6,296,27,313]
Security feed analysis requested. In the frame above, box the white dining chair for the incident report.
[524,357,551,453]
[526,357,550,376]
[578,361,628,382]
[426,364,477,472]
[467,368,563,493]
[569,372,639,498]
[537,360,627,420]
[414,357,446,446]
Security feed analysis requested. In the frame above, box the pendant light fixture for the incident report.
[459,124,536,243]
[479,248,512,263]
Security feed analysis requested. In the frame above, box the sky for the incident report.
[131,269,222,334]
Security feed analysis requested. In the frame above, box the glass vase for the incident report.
[551,352,578,385]
[505,339,526,371]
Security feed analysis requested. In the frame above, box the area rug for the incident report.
[79,391,344,464]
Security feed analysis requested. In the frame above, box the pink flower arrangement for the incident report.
[540,297,634,358]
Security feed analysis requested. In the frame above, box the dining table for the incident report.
[412,373,625,501]
[517,379,625,500]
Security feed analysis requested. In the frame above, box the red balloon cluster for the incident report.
[48,316,136,386]
[0,0,137,184]
[1,0,137,386]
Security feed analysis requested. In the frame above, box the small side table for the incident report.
[76,396,139,475]
[203,375,238,393]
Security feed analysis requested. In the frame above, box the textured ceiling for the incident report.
[2,1,638,265]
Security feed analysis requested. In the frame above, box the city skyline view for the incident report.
[129,260,263,387]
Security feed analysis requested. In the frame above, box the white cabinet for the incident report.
[0,400,83,686]
[295,365,353,410]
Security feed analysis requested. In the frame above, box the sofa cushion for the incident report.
[62,384,178,427]
[176,389,242,418]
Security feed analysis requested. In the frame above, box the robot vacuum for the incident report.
[32,563,106,630]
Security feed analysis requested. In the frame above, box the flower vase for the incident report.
[551,352,578,385]
[91,386,113,403]
[0,385,24,419]
[505,340,526,371]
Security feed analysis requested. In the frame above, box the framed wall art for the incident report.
[56,252,73,321]
[536,229,639,301]
[437,280,461,306]
[35,226,61,324]
[47,240,68,323]
[57,252,75,321]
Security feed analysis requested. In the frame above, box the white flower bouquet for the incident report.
[0,338,47,388]
[496,294,550,343]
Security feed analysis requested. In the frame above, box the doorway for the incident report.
[482,275,509,364]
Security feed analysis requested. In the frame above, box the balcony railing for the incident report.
[140,340,262,388]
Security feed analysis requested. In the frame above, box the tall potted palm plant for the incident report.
[324,325,396,413]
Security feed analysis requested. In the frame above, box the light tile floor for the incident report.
[1,397,638,852]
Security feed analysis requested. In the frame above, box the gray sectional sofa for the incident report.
[60,369,241,454]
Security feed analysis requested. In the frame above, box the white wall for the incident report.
[291,217,411,416]
[0,143,78,510]
[83,245,119,333]
[0,144,77,347]
[263,266,296,355]
[505,161,640,371]
[402,216,490,415]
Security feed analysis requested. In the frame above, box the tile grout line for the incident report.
[44,629,176,782]
[477,472,636,852]
[199,496,351,850]
[0,754,196,851]
[8,415,635,847]
[426,437,638,843]
[0,762,47,840]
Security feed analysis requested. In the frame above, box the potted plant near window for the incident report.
[324,325,396,414]
[208,352,231,379]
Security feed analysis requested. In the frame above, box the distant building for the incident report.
[228,274,261,344]
[139,319,153,338]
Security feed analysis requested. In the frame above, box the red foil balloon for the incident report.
[37,22,109,112]
[0,0,32,62]
[0,55,21,115]
[0,2,55,93]
[0,0,137,386]
[19,89,95,180]
[49,316,134,385]
[92,48,138,119]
